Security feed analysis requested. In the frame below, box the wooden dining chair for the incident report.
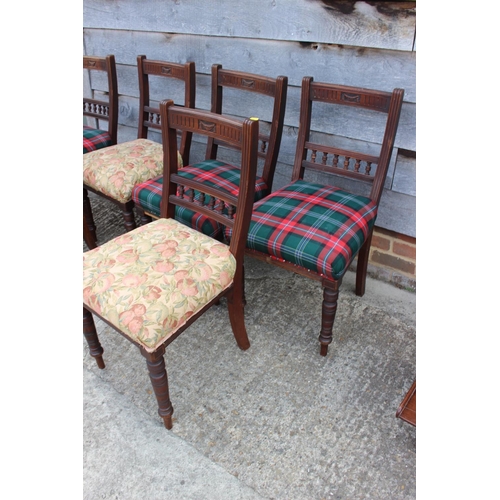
[83,54,118,154]
[83,56,196,243]
[235,77,404,356]
[83,101,259,429]
[132,64,287,239]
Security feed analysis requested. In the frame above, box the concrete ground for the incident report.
[83,196,416,500]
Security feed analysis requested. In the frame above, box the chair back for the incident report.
[137,56,196,165]
[160,101,259,262]
[83,54,118,145]
[206,64,287,192]
[293,77,404,207]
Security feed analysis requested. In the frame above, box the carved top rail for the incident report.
[83,57,108,72]
[169,110,244,147]
[218,69,277,97]
[310,83,393,113]
[142,60,192,81]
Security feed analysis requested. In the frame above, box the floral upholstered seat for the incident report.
[83,138,183,204]
[132,159,268,238]
[83,101,260,430]
[83,125,114,154]
[83,218,236,351]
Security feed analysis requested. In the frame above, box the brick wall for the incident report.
[351,227,416,292]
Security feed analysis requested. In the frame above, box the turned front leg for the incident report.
[141,348,174,430]
[83,307,105,369]
[122,203,137,232]
[318,286,339,357]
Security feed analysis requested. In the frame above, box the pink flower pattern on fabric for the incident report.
[83,138,183,203]
[83,218,236,351]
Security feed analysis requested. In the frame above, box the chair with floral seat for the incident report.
[83,55,196,243]
[132,64,287,239]
[83,54,118,154]
[83,101,259,430]
[233,77,404,357]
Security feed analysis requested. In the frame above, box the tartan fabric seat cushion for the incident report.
[83,218,236,352]
[83,125,113,154]
[233,180,377,280]
[132,159,269,238]
[83,139,181,204]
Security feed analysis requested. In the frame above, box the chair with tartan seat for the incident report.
[83,54,118,154]
[132,64,287,239]
[83,101,260,430]
[234,77,404,356]
[83,55,196,243]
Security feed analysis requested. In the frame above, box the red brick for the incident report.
[374,226,416,245]
[371,250,416,275]
[372,234,391,251]
[393,241,416,260]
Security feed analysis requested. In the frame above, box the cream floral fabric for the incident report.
[83,218,236,351]
[83,139,183,203]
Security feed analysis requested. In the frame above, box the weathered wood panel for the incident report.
[375,188,415,237]
[84,28,416,102]
[391,155,415,196]
[83,0,416,51]
[83,0,416,238]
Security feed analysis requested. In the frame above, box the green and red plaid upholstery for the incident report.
[132,159,269,238]
[83,125,113,154]
[227,180,377,280]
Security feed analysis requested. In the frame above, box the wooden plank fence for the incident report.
[83,0,416,237]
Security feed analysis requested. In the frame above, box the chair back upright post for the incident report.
[293,77,404,206]
[137,56,196,165]
[83,54,118,145]
[207,64,287,192]
[160,100,259,264]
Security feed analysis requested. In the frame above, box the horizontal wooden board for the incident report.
[84,28,416,102]
[83,0,416,52]
[391,155,416,196]
[375,189,415,237]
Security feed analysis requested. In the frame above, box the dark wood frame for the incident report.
[396,380,416,426]
[83,54,118,146]
[83,56,196,241]
[207,63,288,192]
[136,64,287,226]
[83,101,259,430]
[246,77,405,356]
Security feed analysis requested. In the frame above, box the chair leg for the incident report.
[318,286,339,357]
[83,307,105,369]
[122,202,137,232]
[83,188,97,243]
[83,216,97,250]
[226,268,251,351]
[135,206,153,226]
[355,232,373,297]
[141,347,174,430]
